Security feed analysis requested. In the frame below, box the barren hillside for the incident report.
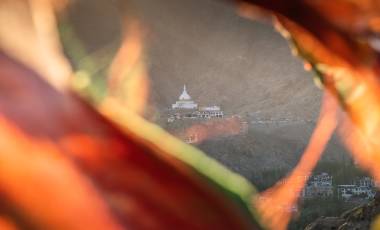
[63,0,350,182]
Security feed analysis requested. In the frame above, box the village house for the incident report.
[357,176,374,187]
[302,173,334,198]
[337,177,376,200]
[184,134,198,144]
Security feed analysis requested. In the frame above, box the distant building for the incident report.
[302,173,333,198]
[171,85,198,109]
[301,174,377,201]
[184,134,198,144]
[337,177,376,200]
[357,177,374,187]
[337,185,357,200]
[196,106,224,118]
[168,85,224,122]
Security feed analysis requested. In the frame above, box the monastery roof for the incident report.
[179,85,192,100]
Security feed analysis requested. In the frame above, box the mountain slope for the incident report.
[138,0,322,121]
[63,0,349,180]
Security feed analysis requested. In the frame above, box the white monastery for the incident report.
[171,85,198,109]
[168,85,224,122]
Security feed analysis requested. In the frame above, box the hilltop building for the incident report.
[171,85,198,109]
[168,85,224,122]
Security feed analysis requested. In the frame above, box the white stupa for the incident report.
[172,85,198,109]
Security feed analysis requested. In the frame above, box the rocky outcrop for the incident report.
[305,193,380,230]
